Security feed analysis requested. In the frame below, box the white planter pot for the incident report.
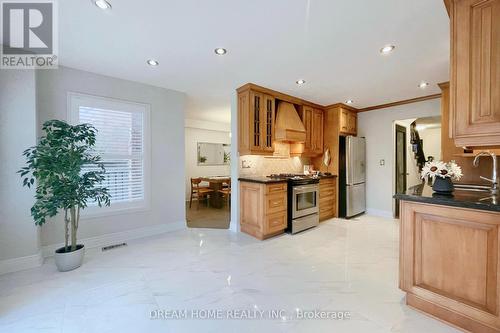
[54,244,85,272]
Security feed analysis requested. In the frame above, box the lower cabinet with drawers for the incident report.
[239,181,287,240]
[319,177,337,221]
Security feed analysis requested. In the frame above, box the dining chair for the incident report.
[218,176,229,188]
[190,178,214,209]
[218,180,231,209]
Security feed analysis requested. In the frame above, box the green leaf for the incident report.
[19,119,111,238]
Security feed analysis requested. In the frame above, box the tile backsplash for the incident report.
[239,143,310,176]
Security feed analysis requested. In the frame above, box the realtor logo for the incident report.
[1,0,58,69]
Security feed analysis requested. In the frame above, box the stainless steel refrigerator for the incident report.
[339,136,366,218]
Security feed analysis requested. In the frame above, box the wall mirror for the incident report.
[197,142,231,166]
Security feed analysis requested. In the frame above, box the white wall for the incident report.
[394,119,421,189]
[420,127,441,162]
[185,125,231,200]
[230,92,239,232]
[36,66,186,248]
[0,70,42,272]
[185,118,230,132]
[357,98,441,218]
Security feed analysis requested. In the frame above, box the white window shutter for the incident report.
[79,106,145,204]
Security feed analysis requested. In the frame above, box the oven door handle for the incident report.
[293,186,318,193]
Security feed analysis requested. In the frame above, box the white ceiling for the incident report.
[57,0,450,124]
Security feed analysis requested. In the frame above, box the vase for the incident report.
[54,244,85,272]
[432,177,454,194]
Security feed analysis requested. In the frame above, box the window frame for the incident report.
[67,92,151,218]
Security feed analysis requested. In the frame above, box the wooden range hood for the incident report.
[274,101,306,143]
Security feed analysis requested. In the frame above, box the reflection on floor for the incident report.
[186,200,230,229]
[0,215,460,333]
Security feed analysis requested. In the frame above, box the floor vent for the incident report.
[102,243,127,252]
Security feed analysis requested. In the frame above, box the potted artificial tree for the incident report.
[19,120,110,272]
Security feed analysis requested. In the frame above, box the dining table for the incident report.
[200,176,231,209]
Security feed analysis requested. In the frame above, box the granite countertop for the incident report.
[394,183,500,213]
[238,176,288,184]
[239,173,337,184]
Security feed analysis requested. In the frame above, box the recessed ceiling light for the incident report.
[380,45,395,55]
[418,82,429,88]
[296,79,306,85]
[146,59,159,66]
[94,0,111,10]
[214,48,227,55]
[346,99,354,104]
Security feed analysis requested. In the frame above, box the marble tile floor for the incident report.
[0,215,460,333]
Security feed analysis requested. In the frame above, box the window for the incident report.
[69,93,150,215]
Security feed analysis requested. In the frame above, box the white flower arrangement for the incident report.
[421,160,463,181]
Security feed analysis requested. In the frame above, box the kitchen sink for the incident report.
[454,184,492,193]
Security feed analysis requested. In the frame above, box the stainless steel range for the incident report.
[267,174,320,234]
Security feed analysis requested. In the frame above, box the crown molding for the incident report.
[357,93,442,112]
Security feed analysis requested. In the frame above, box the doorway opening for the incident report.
[394,124,407,218]
[393,116,441,218]
[185,126,231,229]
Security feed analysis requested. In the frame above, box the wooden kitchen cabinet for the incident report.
[237,89,275,155]
[347,112,357,134]
[240,181,287,239]
[237,83,331,157]
[301,106,324,156]
[312,103,356,175]
[312,109,324,154]
[440,81,497,183]
[400,200,500,332]
[339,109,349,133]
[448,0,500,147]
[339,107,357,136]
[319,177,336,221]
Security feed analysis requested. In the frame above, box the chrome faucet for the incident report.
[473,151,498,194]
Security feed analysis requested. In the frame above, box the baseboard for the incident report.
[0,252,43,275]
[42,221,186,258]
[366,208,394,219]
